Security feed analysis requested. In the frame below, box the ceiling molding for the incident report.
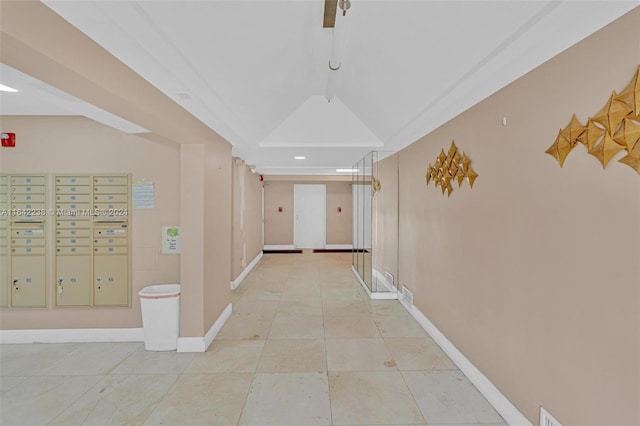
[1,0,228,147]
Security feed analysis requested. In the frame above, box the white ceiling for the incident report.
[0,64,149,134]
[2,1,638,174]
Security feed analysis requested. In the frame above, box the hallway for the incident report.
[1,252,505,425]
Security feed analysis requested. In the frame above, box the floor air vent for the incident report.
[401,285,413,306]
[540,407,562,426]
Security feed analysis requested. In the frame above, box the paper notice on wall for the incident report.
[132,180,154,209]
[162,226,181,254]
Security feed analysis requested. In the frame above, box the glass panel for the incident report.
[358,157,366,287]
[352,166,357,273]
[352,151,398,292]
[352,150,398,294]
[371,151,398,293]
[352,158,360,279]
[362,152,373,290]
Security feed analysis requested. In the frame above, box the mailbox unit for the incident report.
[3,175,48,308]
[54,174,131,307]
[0,175,8,306]
[0,173,132,309]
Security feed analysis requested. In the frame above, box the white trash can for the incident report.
[138,284,180,351]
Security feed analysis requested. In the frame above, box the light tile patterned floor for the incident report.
[0,252,506,426]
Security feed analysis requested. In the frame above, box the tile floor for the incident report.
[0,252,506,426]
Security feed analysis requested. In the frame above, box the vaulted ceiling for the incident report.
[2,1,638,174]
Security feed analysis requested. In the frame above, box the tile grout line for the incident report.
[42,374,104,425]
[232,256,273,426]
[317,254,336,426]
[136,371,183,425]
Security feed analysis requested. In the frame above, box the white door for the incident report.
[294,184,326,249]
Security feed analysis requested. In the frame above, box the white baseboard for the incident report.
[176,337,204,353]
[177,303,232,353]
[0,328,144,344]
[325,244,353,249]
[370,291,398,300]
[352,266,398,300]
[1,303,235,353]
[231,252,263,290]
[263,245,295,250]
[401,302,532,426]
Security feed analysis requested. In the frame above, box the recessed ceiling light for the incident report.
[336,168,359,173]
[0,84,19,93]
[294,156,306,160]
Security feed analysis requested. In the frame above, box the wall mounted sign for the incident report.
[162,226,180,254]
[132,180,155,209]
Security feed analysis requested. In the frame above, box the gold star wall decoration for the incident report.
[619,139,640,174]
[545,65,640,174]
[425,140,478,197]
[372,176,382,194]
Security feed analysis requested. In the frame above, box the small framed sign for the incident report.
[162,226,181,254]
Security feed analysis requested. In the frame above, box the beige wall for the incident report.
[179,144,206,337]
[0,116,180,329]
[263,182,294,246]
[0,116,234,340]
[263,177,353,246]
[203,143,232,334]
[178,142,233,338]
[325,182,352,245]
[389,9,639,425]
[231,158,263,281]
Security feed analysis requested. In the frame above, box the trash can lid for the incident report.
[139,284,180,299]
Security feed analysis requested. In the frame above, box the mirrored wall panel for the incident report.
[352,151,398,295]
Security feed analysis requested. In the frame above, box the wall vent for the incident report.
[385,271,394,289]
[540,407,562,426]
[401,285,413,306]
